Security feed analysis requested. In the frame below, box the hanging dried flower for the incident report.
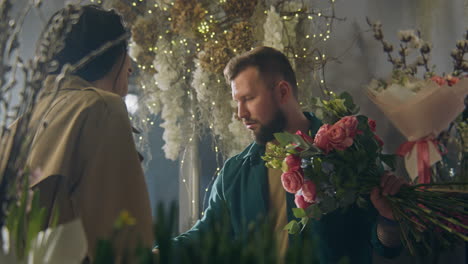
[110,0,146,24]
[199,38,231,74]
[170,0,207,39]
[226,21,254,52]
[199,21,254,74]
[132,16,161,49]
[131,16,161,73]
[221,0,258,19]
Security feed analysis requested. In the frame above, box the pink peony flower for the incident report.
[302,180,317,203]
[368,118,377,132]
[295,194,313,209]
[430,75,446,86]
[328,124,354,151]
[295,130,314,144]
[281,170,304,193]
[284,154,301,172]
[314,124,333,154]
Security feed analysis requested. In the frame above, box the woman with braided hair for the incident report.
[19,4,153,261]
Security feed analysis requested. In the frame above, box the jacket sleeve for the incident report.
[370,164,403,258]
[72,95,154,259]
[168,162,230,250]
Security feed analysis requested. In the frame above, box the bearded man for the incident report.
[170,46,405,263]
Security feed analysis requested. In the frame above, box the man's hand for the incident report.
[370,172,408,220]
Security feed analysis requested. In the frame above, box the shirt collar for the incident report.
[41,74,94,96]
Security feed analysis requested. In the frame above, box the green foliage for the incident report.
[262,142,289,169]
[94,240,115,264]
[312,92,360,124]
[292,208,307,218]
[284,220,300,234]
[149,203,329,264]
[4,172,52,261]
[380,154,397,171]
[306,205,323,220]
[274,132,306,150]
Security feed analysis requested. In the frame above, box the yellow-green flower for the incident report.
[114,210,136,229]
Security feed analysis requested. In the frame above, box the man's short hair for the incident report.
[223,46,298,98]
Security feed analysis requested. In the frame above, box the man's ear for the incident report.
[276,80,293,104]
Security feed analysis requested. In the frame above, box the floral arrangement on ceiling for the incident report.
[99,0,340,161]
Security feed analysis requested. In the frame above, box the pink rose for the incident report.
[295,130,314,144]
[313,124,333,154]
[328,124,354,151]
[281,170,304,193]
[302,180,317,203]
[446,75,460,86]
[368,118,377,132]
[295,194,313,209]
[284,154,301,172]
[335,116,358,138]
[430,75,446,86]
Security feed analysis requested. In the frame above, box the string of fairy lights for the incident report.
[90,0,338,217]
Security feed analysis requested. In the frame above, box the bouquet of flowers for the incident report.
[366,19,468,184]
[262,93,468,255]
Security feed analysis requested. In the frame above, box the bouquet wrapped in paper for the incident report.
[366,20,468,183]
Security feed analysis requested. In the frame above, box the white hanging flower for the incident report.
[192,57,213,104]
[263,6,284,51]
[139,73,162,116]
[159,81,186,160]
[153,39,180,91]
[152,38,190,160]
[128,39,143,63]
[125,94,139,115]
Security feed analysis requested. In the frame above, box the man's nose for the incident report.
[237,102,249,120]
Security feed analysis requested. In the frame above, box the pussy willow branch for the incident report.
[0,0,38,146]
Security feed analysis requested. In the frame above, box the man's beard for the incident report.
[252,108,287,145]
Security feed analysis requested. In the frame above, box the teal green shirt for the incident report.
[172,113,401,263]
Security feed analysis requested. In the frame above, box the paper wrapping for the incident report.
[368,78,468,182]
